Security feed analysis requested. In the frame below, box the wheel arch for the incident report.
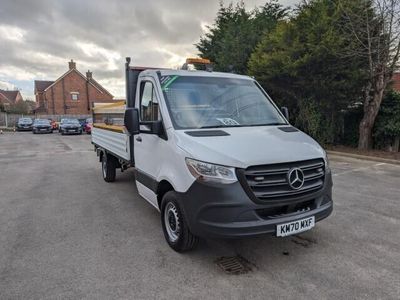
[157,180,175,209]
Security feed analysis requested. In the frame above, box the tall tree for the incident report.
[248,0,366,144]
[196,1,286,74]
[339,0,400,149]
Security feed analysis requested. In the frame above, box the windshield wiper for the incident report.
[198,124,240,129]
[246,122,288,127]
[198,122,287,129]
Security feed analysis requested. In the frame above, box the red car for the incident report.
[48,119,58,130]
[84,118,93,134]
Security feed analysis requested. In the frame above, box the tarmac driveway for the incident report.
[0,132,399,299]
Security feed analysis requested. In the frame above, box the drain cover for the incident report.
[215,255,252,275]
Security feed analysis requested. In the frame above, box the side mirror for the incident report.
[151,120,163,136]
[141,120,167,139]
[124,108,140,135]
[281,106,289,121]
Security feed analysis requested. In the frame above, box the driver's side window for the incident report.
[140,81,160,122]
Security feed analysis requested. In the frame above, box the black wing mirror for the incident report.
[140,120,167,140]
[124,108,140,135]
[281,106,289,121]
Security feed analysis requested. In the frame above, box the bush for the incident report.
[373,90,400,150]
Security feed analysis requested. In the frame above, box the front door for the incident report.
[134,78,163,209]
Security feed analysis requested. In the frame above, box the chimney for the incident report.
[86,70,92,80]
[68,59,76,70]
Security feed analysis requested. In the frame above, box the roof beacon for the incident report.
[181,58,213,72]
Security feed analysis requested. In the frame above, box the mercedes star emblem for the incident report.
[287,168,305,190]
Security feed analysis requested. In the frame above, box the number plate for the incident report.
[277,216,315,237]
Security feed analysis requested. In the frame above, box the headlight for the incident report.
[185,158,237,184]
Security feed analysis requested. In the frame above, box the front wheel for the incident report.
[161,191,199,252]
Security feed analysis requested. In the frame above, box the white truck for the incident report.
[91,57,333,252]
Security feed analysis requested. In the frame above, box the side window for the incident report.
[140,81,160,122]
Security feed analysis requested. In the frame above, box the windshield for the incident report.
[62,119,79,124]
[34,119,50,125]
[161,76,286,129]
[19,118,32,123]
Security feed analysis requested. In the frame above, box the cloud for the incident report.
[0,80,16,90]
[0,25,26,42]
[0,0,300,100]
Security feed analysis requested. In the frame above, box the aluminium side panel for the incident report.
[92,127,130,161]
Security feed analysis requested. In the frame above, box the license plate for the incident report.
[40,128,46,131]
[277,216,315,237]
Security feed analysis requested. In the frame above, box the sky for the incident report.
[0,0,299,100]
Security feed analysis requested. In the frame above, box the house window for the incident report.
[71,92,79,101]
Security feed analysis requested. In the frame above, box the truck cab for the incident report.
[92,58,333,252]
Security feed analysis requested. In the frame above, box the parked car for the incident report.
[84,118,93,134]
[48,119,58,130]
[59,119,82,135]
[32,119,53,134]
[56,119,66,130]
[78,118,87,130]
[16,117,34,131]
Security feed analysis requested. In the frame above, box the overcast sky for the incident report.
[0,0,298,100]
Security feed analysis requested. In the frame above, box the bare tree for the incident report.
[340,0,400,149]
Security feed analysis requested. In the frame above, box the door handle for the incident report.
[136,136,142,142]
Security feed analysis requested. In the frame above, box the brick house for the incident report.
[0,89,23,110]
[391,72,400,92]
[34,60,114,114]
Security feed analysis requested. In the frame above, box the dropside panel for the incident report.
[92,127,130,161]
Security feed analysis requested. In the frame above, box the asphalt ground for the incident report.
[0,132,399,299]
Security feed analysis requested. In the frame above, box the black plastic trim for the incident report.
[185,130,230,137]
[278,126,299,132]
[134,168,158,193]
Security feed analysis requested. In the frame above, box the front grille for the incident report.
[239,158,325,201]
[256,199,315,219]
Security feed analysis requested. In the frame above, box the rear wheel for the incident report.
[161,191,199,252]
[101,153,117,182]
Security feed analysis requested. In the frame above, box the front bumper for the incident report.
[177,170,333,239]
[61,128,81,134]
[17,125,32,131]
[33,127,52,133]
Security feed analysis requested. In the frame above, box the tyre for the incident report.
[161,191,199,252]
[101,153,117,182]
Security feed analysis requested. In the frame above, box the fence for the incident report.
[0,112,91,127]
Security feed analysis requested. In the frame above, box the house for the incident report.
[34,60,114,114]
[0,89,23,110]
[391,72,400,92]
